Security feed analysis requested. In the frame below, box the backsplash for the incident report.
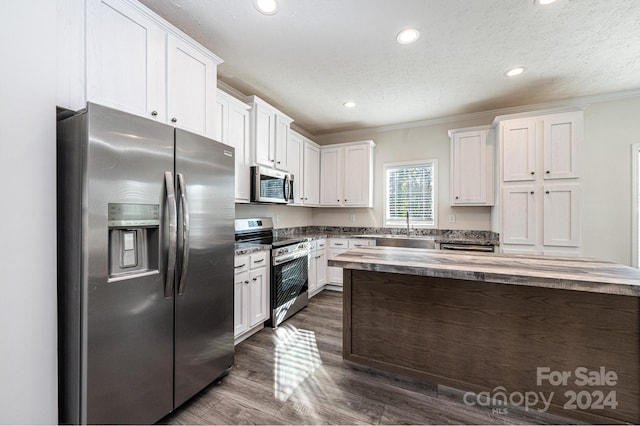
[274,226,499,244]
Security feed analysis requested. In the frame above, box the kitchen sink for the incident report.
[352,235,436,249]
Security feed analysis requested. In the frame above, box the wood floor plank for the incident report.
[165,290,577,425]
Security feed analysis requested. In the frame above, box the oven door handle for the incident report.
[273,252,305,266]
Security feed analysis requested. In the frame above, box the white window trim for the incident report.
[383,159,438,229]
[632,143,640,268]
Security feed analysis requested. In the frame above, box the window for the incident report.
[632,144,640,267]
[384,160,437,228]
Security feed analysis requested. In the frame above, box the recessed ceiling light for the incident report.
[396,28,420,45]
[343,101,356,108]
[504,66,527,77]
[536,0,556,4]
[254,0,279,15]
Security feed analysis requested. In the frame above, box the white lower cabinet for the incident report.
[308,239,327,297]
[234,251,269,343]
[326,239,374,288]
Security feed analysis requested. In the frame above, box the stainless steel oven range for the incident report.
[234,218,309,328]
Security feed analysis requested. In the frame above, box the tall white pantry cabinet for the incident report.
[492,109,584,256]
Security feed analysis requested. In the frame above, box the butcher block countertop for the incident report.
[329,246,640,297]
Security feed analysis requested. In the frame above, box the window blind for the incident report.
[386,164,434,225]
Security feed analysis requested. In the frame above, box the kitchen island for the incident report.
[330,247,640,424]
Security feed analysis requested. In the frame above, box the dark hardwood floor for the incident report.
[160,291,576,425]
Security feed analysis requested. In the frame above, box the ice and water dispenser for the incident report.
[108,203,160,280]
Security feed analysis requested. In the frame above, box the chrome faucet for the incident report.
[406,211,410,236]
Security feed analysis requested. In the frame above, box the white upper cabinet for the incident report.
[319,141,375,208]
[319,147,342,207]
[303,142,320,206]
[59,0,222,138]
[288,130,321,206]
[543,112,583,180]
[449,126,494,206]
[166,34,216,137]
[244,96,293,171]
[86,0,165,120]
[287,130,304,205]
[215,89,251,203]
[502,118,537,182]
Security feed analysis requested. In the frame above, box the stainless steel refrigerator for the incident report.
[57,103,235,424]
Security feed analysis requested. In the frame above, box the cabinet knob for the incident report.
[244,280,249,284]
[530,171,535,175]
[455,196,459,199]
[337,200,340,202]
[252,277,257,281]
[171,117,177,123]
[530,191,534,194]
[546,171,550,174]
[344,199,347,202]
[277,161,281,164]
[545,191,550,194]
[151,111,158,117]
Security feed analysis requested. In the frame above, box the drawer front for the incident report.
[349,239,374,248]
[250,251,268,269]
[329,239,348,249]
[234,255,249,273]
[316,239,327,250]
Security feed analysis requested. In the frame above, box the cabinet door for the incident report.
[303,142,321,206]
[316,250,327,287]
[502,119,536,182]
[320,147,342,206]
[213,93,229,143]
[233,271,249,337]
[502,186,537,245]
[543,112,582,179]
[308,253,317,292]
[86,0,165,121]
[254,105,275,167]
[543,184,581,247]
[327,248,347,285]
[452,131,489,204]
[287,132,304,205]
[248,267,268,327]
[167,34,216,138]
[229,105,251,203]
[343,144,371,207]
[274,115,289,170]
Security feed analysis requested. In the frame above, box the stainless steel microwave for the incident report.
[250,166,293,204]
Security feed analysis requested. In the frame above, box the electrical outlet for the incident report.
[349,214,356,222]
[448,214,456,223]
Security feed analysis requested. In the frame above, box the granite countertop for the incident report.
[234,242,271,255]
[329,246,640,297]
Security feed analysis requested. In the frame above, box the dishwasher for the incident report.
[438,242,495,253]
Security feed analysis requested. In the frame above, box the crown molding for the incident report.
[217,80,247,99]
[314,88,640,143]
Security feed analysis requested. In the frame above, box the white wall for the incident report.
[0,1,58,424]
[236,203,312,229]
[582,96,640,265]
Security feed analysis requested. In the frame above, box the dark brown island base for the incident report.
[330,246,640,424]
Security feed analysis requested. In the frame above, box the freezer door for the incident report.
[84,104,175,424]
[174,129,235,407]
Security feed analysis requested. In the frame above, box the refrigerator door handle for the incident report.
[177,173,191,295]
[164,171,177,298]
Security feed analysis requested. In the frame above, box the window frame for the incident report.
[632,144,640,268]
[383,159,438,229]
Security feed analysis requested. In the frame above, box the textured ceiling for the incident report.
[140,0,640,135]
